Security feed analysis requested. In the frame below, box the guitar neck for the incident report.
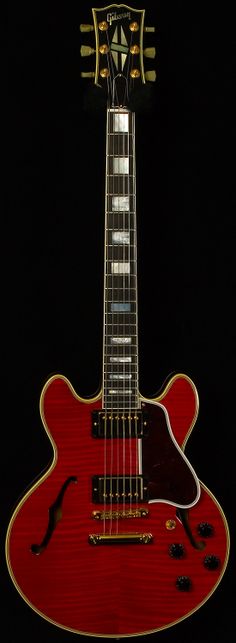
[102,107,139,410]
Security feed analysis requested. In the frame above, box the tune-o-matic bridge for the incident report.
[92,410,148,438]
[92,508,149,519]
[92,475,149,503]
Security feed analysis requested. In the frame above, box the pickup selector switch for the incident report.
[204,555,220,570]
[176,576,191,591]
[197,522,214,537]
[169,543,185,558]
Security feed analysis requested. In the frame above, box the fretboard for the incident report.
[102,108,139,410]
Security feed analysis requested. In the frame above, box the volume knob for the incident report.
[204,555,220,570]
[176,576,191,591]
[197,522,214,537]
[169,543,185,559]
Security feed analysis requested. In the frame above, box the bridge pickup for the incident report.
[92,475,148,504]
[88,533,153,545]
[92,410,148,438]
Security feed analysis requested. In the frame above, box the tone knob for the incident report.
[197,522,214,537]
[169,543,185,559]
[176,575,191,591]
[204,555,220,570]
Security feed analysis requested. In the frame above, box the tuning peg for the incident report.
[80,45,95,57]
[80,71,95,78]
[79,24,94,33]
[143,47,156,59]
[144,26,155,33]
[145,70,157,82]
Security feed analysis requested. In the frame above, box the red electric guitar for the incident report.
[6,4,230,638]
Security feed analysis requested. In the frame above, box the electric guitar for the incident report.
[6,4,230,638]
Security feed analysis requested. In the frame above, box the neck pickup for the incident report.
[92,410,148,438]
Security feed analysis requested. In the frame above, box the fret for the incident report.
[105,291,137,303]
[104,350,138,357]
[106,213,136,229]
[106,176,135,195]
[105,276,136,288]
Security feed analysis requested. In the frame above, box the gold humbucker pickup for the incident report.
[88,533,153,545]
[92,410,148,438]
[92,508,149,520]
[92,475,148,504]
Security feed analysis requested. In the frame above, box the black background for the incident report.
[4,1,235,641]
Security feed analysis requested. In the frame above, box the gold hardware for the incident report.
[165,519,176,530]
[89,533,153,545]
[100,68,110,78]
[144,26,155,33]
[129,21,139,32]
[80,72,95,78]
[99,21,108,31]
[80,45,95,57]
[92,509,149,520]
[130,69,140,78]
[130,45,140,54]
[99,44,109,54]
[80,24,94,32]
[145,70,157,82]
[144,47,156,59]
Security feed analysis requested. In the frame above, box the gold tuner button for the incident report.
[80,71,95,78]
[99,44,109,54]
[98,21,108,31]
[100,68,110,78]
[80,24,94,33]
[144,26,155,33]
[129,21,139,32]
[144,47,156,59]
[80,45,95,57]
[130,69,140,78]
[145,70,157,82]
[130,45,140,54]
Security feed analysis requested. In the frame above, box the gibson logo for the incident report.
[107,11,131,25]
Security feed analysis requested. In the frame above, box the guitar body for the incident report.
[6,373,229,637]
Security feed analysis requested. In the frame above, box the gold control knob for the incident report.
[144,47,156,59]
[144,26,155,33]
[145,70,157,82]
[79,24,94,32]
[80,71,95,78]
[80,45,95,57]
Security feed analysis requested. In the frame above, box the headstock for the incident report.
[80,4,156,108]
